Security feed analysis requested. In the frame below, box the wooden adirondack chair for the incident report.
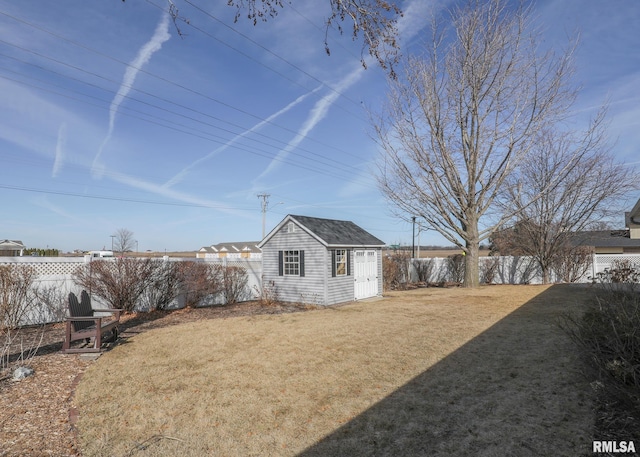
[62,290,122,353]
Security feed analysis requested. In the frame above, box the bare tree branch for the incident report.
[373,0,579,287]
[228,0,402,75]
[495,116,640,283]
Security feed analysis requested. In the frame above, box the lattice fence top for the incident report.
[0,257,85,276]
[593,254,640,271]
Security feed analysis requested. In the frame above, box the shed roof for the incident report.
[260,215,385,248]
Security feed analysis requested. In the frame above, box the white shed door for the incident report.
[354,250,378,299]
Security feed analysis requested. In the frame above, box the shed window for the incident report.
[331,249,351,277]
[335,249,346,275]
[279,250,305,276]
[284,250,299,275]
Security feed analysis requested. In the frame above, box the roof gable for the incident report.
[260,215,385,247]
[0,240,25,249]
[629,197,640,223]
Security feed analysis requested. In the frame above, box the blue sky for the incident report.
[1,0,639,253]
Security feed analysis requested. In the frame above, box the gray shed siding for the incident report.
[261,224,327,304]
[325,250,355,305]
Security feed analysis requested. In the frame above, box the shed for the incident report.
[259,215,385,305]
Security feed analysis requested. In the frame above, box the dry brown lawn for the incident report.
[74,284,595,456]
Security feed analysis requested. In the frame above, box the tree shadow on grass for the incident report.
[298,284,597,457]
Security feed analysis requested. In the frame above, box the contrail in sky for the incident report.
[163,84,324,189]
[108,170,248,217]
[252,0,443,184]
[255,68,364,182]
[52,122,66,178]
[91,12,171,177]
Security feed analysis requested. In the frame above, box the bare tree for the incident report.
[374,0,578,287]
[113,228,135,254]
[145,0,402,74]
[498,124,639,283]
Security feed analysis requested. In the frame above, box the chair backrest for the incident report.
[68,291,94,332]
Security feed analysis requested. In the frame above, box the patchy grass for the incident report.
[74,284,595,456]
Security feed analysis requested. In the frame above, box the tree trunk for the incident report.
[463,240,480,288]
[541,264,550,285]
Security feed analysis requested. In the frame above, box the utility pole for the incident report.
[258,193,270,240]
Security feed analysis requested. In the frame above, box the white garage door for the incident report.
[354,250,378,299]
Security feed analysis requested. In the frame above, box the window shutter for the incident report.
[278,251,283,276]
[331,250,336,277]
[300,250,305,277]
[347,250,351,276]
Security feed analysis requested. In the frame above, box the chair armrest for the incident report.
[66,316,102,321]
[93,308,123,316]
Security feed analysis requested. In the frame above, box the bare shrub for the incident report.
[0,265,39,329]
[30,283,68,324]
[383,252,410,290]
[1,326,45,375]
[257,280,279,306]
[298,292,322,308]
[140,261,183,311]
[178,262,223,307]
[562,263,640,440]
[446,254,465,284]
[591,260,640,295]
[412,258,434,283]
[552,245,594,283]
[480,257,500,284]
[73,258,158,312]
[221,266,248,304]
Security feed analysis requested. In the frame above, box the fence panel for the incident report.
[0,257,263,325]
[409,253,609,285]
[592,254,640,278]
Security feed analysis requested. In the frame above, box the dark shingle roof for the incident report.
[290,215,385,246]
[571,230,640,248]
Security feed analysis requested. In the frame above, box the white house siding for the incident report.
[261,226,327,304]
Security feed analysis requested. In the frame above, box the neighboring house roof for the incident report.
[0,240,26,250]
[200,242,261,253]
[213,242,261,253]
[260,215,385,248]
[571,230,640,249]
[625,197,640,227]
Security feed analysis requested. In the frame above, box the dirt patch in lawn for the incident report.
[73,284,596,456]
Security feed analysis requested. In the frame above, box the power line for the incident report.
[0,8,370,163]
[0,184,254,210]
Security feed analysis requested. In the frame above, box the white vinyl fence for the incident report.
[409,253,640,285]
[0,256,262,326]
[2,253,640,326]
[592,254,640,278]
